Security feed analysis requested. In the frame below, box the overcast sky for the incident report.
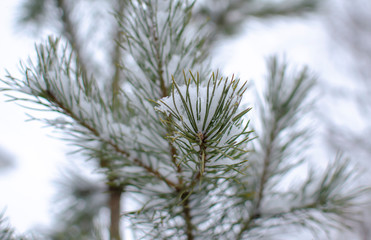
[0,0,68,233]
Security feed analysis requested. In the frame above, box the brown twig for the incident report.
[45,90,179,190]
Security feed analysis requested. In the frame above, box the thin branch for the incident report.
[111,0,126,108]
[236,132,275,238]
[132,158,179,190]
[55,0,88,73]
[182,196,194,240]
[255,124,276,211]
[149,6,168,98]
[149,8,198,238]
[45,90,179,190]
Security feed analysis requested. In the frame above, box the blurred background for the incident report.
[1,0,371,239]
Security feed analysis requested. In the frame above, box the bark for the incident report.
[109,185,123,240]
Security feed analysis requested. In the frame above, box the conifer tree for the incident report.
[0,212,28,240]
[0,0,366,239]
[323,1,371,238]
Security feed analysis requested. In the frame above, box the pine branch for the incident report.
[195,0,320,36]
[155,71,251,239]
[110,0,127,109]
[115,2,213,238]
[0,211,29,240]
[117,0,210,100]
[55,0,88,74]
[155,72,251,182]
[17,0,48,26]
[47,169,106,239]
[236,56,315,238]
[0,37,179,192]
[0,213,15,240]
[4,1,367,239]
[43,81,177,190]
[232,57,369,240]
[149,3,198,235]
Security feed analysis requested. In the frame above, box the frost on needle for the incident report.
[155,71,252,172]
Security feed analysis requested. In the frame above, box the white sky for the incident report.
[0,0,68,233]
[0,0,365,238]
